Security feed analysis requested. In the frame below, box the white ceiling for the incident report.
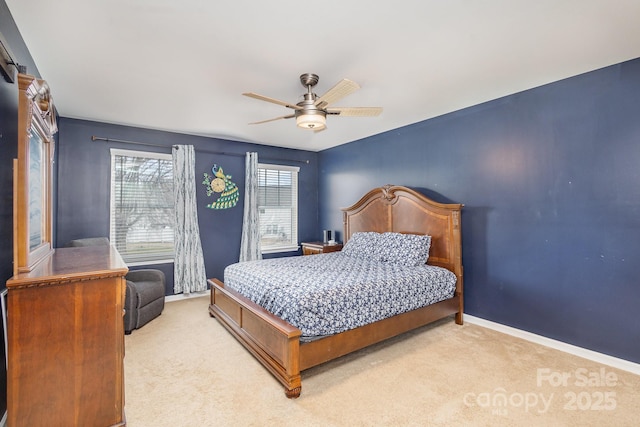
[6,1,640,152]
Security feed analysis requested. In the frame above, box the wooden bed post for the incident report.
[452,209,464,325]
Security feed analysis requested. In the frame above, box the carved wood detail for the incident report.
[14,73,58,274]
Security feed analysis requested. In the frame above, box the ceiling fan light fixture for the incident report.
[296,112,326,130]
[244,73,381,131]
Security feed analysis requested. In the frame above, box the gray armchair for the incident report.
[66,237,165,334]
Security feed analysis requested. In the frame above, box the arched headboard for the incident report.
[341,185,463,293]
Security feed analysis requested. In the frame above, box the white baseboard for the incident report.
[165,291,209,303]
[464,314,640,376]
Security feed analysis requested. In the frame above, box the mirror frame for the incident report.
[14,73,57,274]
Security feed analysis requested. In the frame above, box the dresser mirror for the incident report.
[14,73,57,274]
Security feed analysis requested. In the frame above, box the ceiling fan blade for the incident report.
[326,107,383,117]
[243,92,302,110]
[314,79,360,109]
[249,114,295,125]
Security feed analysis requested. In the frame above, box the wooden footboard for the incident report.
[210,277,462,398]
[208,278,303,398]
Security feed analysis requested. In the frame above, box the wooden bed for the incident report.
[208,185,463,398]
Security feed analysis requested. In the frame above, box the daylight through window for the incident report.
[110,149,174,263]
[258,163,299,253]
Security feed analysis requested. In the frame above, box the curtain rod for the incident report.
[91,136,310,164]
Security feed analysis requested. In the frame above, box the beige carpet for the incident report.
[124,296,639,426]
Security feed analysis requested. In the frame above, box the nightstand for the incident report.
[301,241,343,255]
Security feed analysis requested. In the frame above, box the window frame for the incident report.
[257,162,300,254]
[109,148,175,266]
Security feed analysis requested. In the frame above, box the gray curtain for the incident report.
[239,152,262,262]
[172,145,207,294]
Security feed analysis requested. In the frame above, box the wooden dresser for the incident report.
[6,245,128,427]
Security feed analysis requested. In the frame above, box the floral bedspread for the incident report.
[223,252,457,341]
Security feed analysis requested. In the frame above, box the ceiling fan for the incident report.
[243,73,382,131]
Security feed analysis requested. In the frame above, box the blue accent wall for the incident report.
[318,58,640,363]
[56,118,318,294]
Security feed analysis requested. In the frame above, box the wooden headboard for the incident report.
[342,185,463,292]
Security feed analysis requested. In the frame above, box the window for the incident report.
[110,149,174,264]
[258,163,299,253]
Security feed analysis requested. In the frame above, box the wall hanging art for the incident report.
[202,164,239,209]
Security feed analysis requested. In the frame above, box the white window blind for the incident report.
[258,163,299,253]
[110,149,174,264]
